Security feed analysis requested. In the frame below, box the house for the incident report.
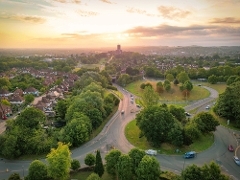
[14,88,23,96]
[24,87,39,96]
[0,104,12,120]
[0,89,11,97]
[8,94,24,105]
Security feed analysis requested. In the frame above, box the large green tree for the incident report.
[136,155,160,180]
[28,160,48,180]
[59,112,92,147]
[116,154,133,180]
[128,148,146,176]
[176,71,190,83]
[182,164,203,180]
[140,86,159,108]
[105,149,122,175]
[14,107,46,129]
[86,173,101,180]
[214,81,240,127]
[46,142,72,180]
[136,105,177,146]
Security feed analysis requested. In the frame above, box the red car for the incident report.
[228,145,234,152]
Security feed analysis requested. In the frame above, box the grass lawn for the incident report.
[69,167,113,180]
[125,120,214,155]
[125,80,210,102]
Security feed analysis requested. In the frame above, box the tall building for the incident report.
[116,44,122,54]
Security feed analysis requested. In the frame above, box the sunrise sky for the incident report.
[0,0,240,49]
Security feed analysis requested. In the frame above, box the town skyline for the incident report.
[1,0,240,49]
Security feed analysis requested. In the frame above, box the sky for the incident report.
[0,0,240,49]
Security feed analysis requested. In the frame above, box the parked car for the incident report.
[205,105,210,109]
[185,112,191,116]
[121,110,125,114]
[136,104,141,108]
[233,156,240,166]
[183,151,196,159]
[145,149,157,156]
[228,145,234,152]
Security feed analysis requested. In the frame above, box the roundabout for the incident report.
[0,85,240,179]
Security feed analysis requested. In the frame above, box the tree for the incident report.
[1,99,10,106]
[181,164,203,180]
[117,154,133,180]
[166,74,174,82]
[105,149,122,175]
[136,106,176,146]
[8,173,21,180]
[192,112,219,133]
[24,94,35,104]
[28,160,48,180]
[176,71,190,83]
[168,105,186,122]
[208,75,218,84]
[182,80,193,91]
[117,74,131,86]
[128,148,146,175]
[55,99,68,122]
[71,159,80,171]
[214,81,240,127]
[59,112,92,147]
[202,161,229,180]
[226,75,240,85]
[85,153,96,167]
[46,142,72,180]
[0,77,11,90]
[94,150,104,177]
[14,107,46,129]
[86,173,101,180]
[140,86,159,108]
[156,81,164,93]
[136,155,160,180]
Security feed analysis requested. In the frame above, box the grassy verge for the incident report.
[125,120,214,155]
[125,80,210,101]
[69,167,113,180]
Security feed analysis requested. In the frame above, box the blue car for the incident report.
[184,151,196,159]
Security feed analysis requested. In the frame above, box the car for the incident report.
[228,145,234,152]
[136,104,141,108]
[198,84,202,86]
[205,105,210,109]
[183,151,196,159]
[185,112,191,116]
[233,156,240,166]
[121,110,125,114]
[145,149,157,156]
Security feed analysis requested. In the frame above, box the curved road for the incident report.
[0,85,240,179]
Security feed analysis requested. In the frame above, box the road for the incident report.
[0,85,240,179]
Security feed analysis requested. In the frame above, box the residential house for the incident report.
[8,94,24,105]
[0,89,11,97]
[24,87,39,96]
[0,104,12,120]
[13,88,23,96]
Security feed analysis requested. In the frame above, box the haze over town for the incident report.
[1,0,240,49]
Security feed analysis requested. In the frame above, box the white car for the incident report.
[145,149,157,156]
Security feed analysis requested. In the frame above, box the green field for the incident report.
[125,80,210,102]
[125,120,214,155]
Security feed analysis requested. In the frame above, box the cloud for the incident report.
[53,0,81,3]
[0,14,46,23]
[158,6,191,20]
[126,7,155,17]
[125,24,240,37]
[209,17,240,24]
[77,10,98,17]
[99,0,115,4]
